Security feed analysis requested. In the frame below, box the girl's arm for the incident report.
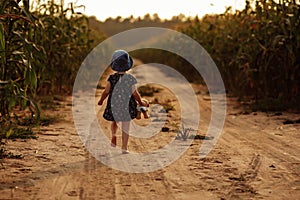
[132,84,146,106]
[98,81,111,106]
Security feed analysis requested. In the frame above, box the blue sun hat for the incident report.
[110,50,133,72]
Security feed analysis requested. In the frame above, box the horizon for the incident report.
[64,0,246,22]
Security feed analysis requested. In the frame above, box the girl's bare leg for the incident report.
[111,121,118,147]
[121,121,130,153]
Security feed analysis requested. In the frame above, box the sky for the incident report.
[64,0,246,21]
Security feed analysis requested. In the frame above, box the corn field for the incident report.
[0,0,96,124]
[133,0,299,110]
[179,0,299,110]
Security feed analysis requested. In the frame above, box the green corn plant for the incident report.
[0,0,42,121]
[31,0,94,94]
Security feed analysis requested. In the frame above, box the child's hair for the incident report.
[110,50,133,72]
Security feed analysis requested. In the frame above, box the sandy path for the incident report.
[0,64,299,200]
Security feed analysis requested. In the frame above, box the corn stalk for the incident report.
[31,0,93,94]
[0,0,42,121]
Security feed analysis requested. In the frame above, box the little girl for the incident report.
[98,50,145,154]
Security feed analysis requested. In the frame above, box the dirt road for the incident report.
[0,64,299,199]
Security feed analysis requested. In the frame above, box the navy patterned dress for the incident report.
[103,73,137,122]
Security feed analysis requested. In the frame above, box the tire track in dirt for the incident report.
[226,154,261,199]
[220,106,300,199]
[224,118,300,171]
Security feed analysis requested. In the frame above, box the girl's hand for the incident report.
[98,82,110,106]
[140,101,147,107]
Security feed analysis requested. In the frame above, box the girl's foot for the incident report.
[122,149,129,154]
[111,136,116,147]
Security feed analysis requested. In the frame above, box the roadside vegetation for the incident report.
[133,0,299,111]
[0,0,103,158]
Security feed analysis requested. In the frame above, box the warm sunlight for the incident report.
[64,0,245,21]
[2,0,299,199]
